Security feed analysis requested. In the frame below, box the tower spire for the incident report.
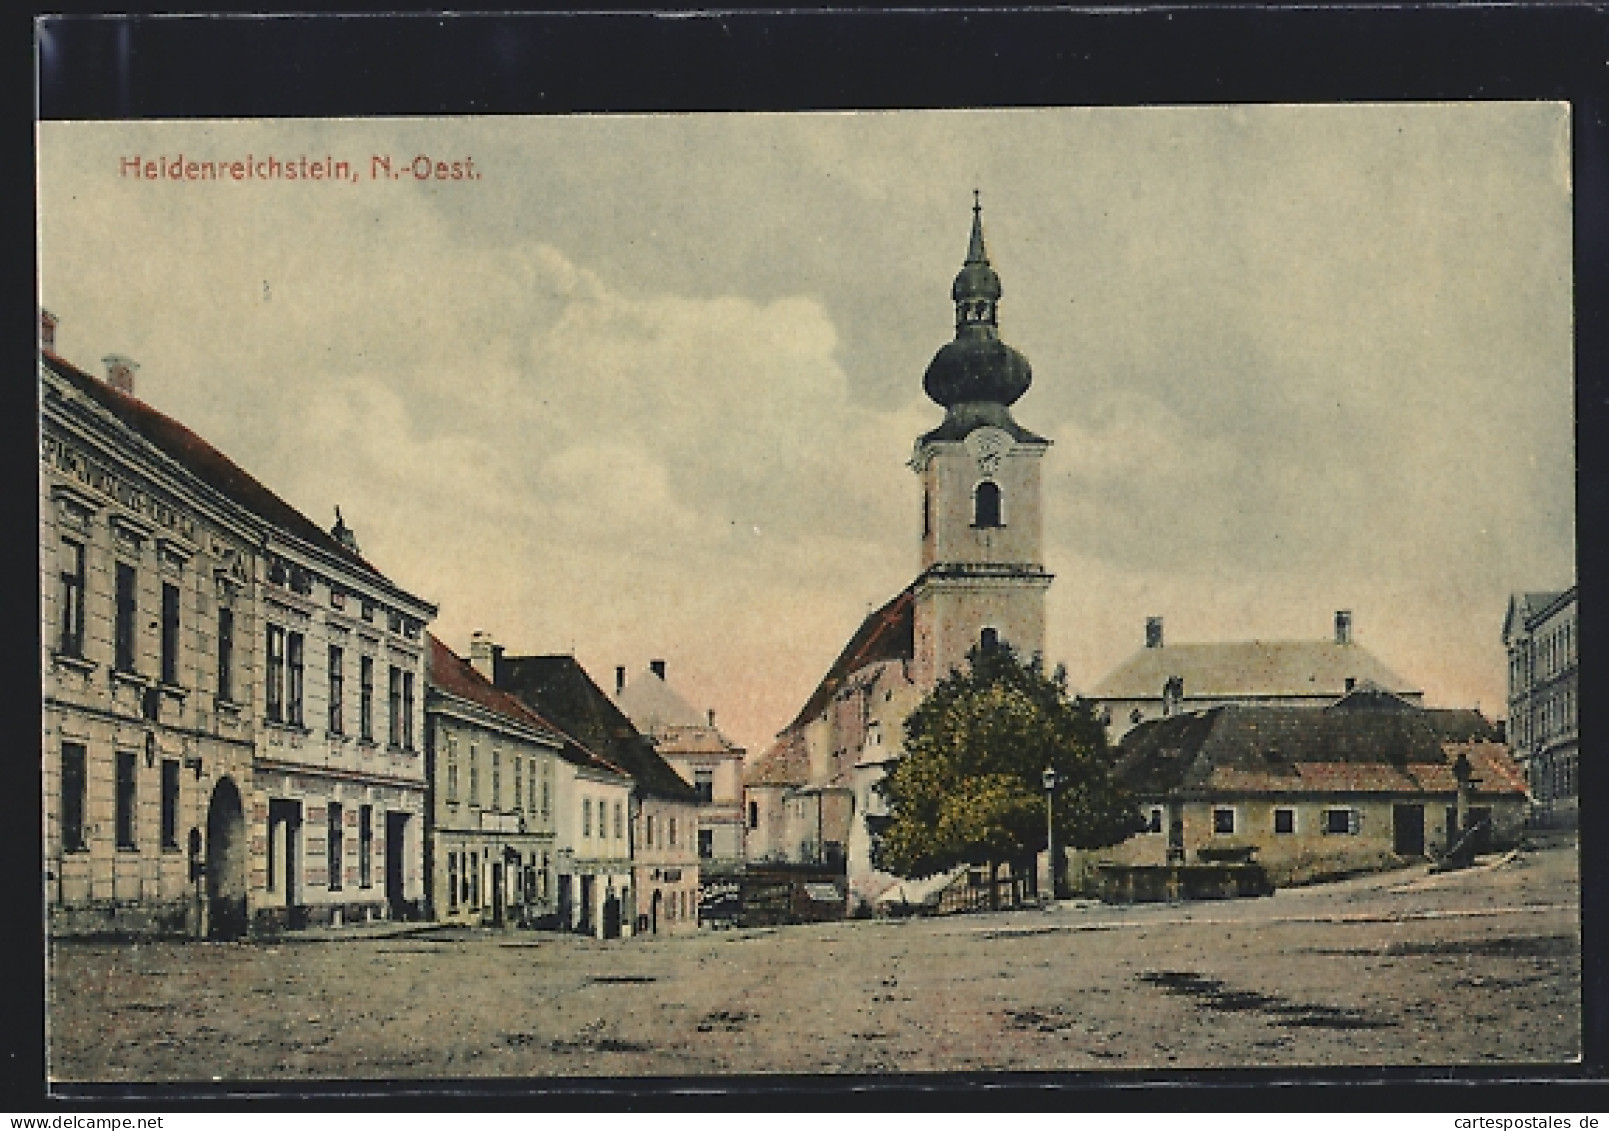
[967,189,988,265]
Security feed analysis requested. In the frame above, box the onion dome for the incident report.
[923,194,1033,409]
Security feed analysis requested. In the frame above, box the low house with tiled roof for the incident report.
[487,647,702,936]
[42,313,437,938]
[1089,611,1424,742]
[614,660,747,873]
[1083,688,1527,888]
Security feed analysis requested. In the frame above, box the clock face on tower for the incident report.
[966,427,1012,476]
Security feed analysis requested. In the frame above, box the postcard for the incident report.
[36,102,1578,1087]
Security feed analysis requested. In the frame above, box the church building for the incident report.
[748,199,1054,910]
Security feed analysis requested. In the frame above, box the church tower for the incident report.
[911,196,1053,686]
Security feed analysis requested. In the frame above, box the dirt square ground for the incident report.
[47,839,1579,1083]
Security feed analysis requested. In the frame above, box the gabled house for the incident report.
[491,650,703,936]
[1089,611,1424,741]
[614,660,747,872]
[425,634,575,928]
[1088,688,1526,887]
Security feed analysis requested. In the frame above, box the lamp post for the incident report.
[1042,765,1060,901]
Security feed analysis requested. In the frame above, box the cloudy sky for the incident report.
[37,106,1574,753]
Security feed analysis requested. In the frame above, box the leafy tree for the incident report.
[873,644,1140,897]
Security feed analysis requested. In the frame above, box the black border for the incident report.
[20,4,1609,1112]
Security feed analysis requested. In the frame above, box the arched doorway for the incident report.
[205,777,248,940]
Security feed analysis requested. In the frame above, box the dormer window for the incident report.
[974,481,1002,528]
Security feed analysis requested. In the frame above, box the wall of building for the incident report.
[553,763,634,937]
[248,549,433,931]
[1506,591,1578,823]
[426,709,559,926]
[1083,793,1526,888]
[635,796,701,935]
[43,393,258,937]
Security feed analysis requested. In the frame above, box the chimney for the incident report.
[103,354,138,397]
[469,631,497,680]
[1162,675,1184,717]
[40,310,57,353]
[1145,616,1164,649]
[1335,610,1353,645]
[650,659,666,681]
[615,665,626,695]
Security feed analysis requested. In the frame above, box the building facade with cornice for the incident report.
[1504,587,1578,825]
[41,312,436,937]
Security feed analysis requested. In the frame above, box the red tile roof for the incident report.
[44,350,404,592]
[781,586,915,734]
[743,736,811,788]
[426,635,630,780]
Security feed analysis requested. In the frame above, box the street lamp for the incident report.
[1042,765,1060,901]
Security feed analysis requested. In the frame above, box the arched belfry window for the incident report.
[974,481,1002,528]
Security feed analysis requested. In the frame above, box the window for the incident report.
[115,562,138,672]
[583,798,592,838]
[446,739,459,803]
[1273,808,1295,835]
[613,801,623,840]
[328,645,344,734]
[61,743,86,853]
[327,802,343,890]
[693,770,714,803]
[470,745,480,805]
[974,481,1002,528]
[160,582,180,685]
[1324,808,1358,835]
[387,666,402,746]
[358,805,372,888]
[402,671,415,750]
[286,632,305,726]
[529,764,538,814]
[698,828,714,859]
[1145,807,1164,834]
[1212,808,1235,835]
[216,606,234,701]
[161,758,180,850]
[748,800,758,830]
[266,625,286,722]
[646,814,656,847]
[115,750,137,850]
[448,852,459,911]
[541,775,551,819]
[492,751,502,810]
[59,540,85,657]
[359,656,374,740]
[669,817,678,846]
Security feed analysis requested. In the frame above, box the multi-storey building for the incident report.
[425,634,567,926]
[1504,587,1579,825]
[41,312,436,937]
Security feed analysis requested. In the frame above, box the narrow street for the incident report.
[49,838,1579,1081]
